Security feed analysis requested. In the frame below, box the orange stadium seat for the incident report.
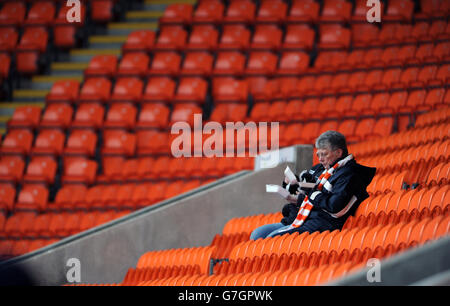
[224,0,255,24]
[122,30,155,53]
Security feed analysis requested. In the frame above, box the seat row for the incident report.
[159,0,447,26]
[80,43,450,82]
[350,115,450,157]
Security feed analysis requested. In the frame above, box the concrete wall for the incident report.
[0,145,313,285]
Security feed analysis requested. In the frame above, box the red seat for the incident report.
[0,184,16,212]
[40,103,73,129]
[256,0,287,23]
[352,0,384,22]
[155,26,187,51]
[0,2,26,27]
[174,78,208,104]
[186,25,218,51]
[250,25,282,51]
[212,78,248,104]
[170,103,203,127]
[192,0,224,24]
[282,25,315,51]
[15,184,49,212]
[8,106,41,129]
[318,25,351,50]
[53,3,86,49]
[288,0,320,23]
[122,30,155,53]
[111,77,144,103]
[352,24,379,48]
[46,80,80,104]
[142,77,176,103]
[0,27,18,53]
[0,156,25,184]
[160,3,193,25]
[136,131,169,156]
[102,130,136,157]
[147,52,181,76]
[218,25,251,51]
[16,27,48,53]
[71,102,105,129]
[31,129,65,157]
[208,103,248,125]
[117,52,150,77]
[79,77,112,103]
[103,102,137,130]
[245,52,278,76]
[84,55,117,78]
[64,129,98,157]
[384,0,414,22]
[136,103,170,129]
[24,1,55,26]
[62,158,98,185]
[224,0,255,24]
[320,0,352,23]
[0,129,33,156]
[277,52,310,76]
[16,27,49,74]
[91,0,116,23]
[213,52,246,77]
[0,53,10,80]
[180,52,214,76]
[23,157,57,185]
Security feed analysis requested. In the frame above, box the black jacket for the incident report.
[281,157,376,232]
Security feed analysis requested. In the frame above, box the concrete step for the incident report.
[88,35,128,49]
[69,48,122,62]
[12,89,49,102]
[107,22,158,35]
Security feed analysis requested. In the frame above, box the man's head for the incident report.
[315,130,348,169]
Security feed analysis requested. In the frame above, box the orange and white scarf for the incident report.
[287,154,354,230]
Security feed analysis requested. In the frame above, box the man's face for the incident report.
[316,147,343,169]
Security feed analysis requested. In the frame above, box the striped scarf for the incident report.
[287,154,354,230]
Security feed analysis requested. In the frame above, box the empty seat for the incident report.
[102,130,136,157]
[0,2,26,27]
[84,55,118,79]
[136,103,170,129]
[40,103,73,129]
[0,27,19,53]
[64,129,98,157]
[320,0,352,23]
[0,129,33,156]
[15,185,49,212]
[186,25,218,51]
[155,26,187,51]
[46,80,80,104]
[277,52,310,76]
[103,102,137,130]
[256,0,287,23]
[318,25,351,50]
[8,106,41,129]
[224,0,255,23]
[245,52,278,76]
[0,184,16,212]
[282,25,315,51]
[142,77,176,103]
[160,3,193,25]
[23,157,57,185]
[288,0,320,23]
[117,52,150,77]
[0,156,25,184]
[136,131,169,155]
[122,30,156,53]
[147,52,181,76]
[111,77,143,103]
[24,1,55,26]
[79,77,112,103]
[71,102,105,129]
[174,78,208,104]
[170,103,203,127]
[31,129,65,157]
[180,52,214,76]
[250,25,282,51]
[384,0,414,22]
[62,158,98,185]
[213,52,246,77]
[218,25,251,51]
[192,0,224,24]
[212,78,248,103]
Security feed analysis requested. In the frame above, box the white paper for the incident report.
[266,184,290,199]
[284,166,298,184]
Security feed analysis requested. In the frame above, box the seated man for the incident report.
[250,130,376,240]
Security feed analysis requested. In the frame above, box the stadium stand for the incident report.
[0,0,448,286]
